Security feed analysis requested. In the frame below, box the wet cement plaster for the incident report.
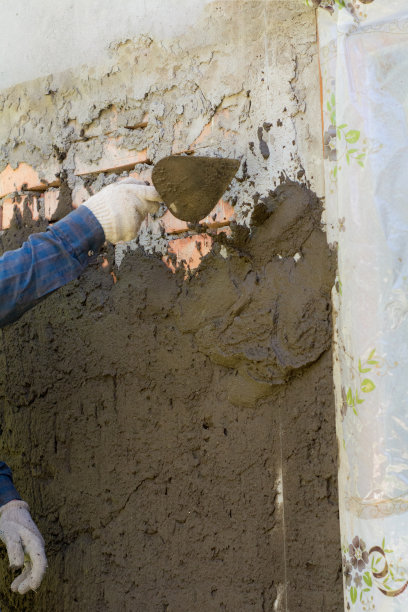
[152,156,240,223]
[0,1,342,610]
[0,183,341,611]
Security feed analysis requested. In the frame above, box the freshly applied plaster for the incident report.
[0,182,341,611]
[152,156,240,223]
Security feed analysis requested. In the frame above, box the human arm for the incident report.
[0,179,161,329]
[0,179,161,593]
[0,206,105,328]
[0,207,104,588]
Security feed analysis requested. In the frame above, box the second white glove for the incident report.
[0,500,47,594]
[83,178,162,244]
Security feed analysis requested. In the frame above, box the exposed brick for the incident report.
[159,211,189,235]
[127,171,143,181]
[160,199,234,235]
[164,234,214,273]
[200,199,234,227]
[74,138,148,176]
[163,226,232,272]
[71,185,90,208]
[0,163,60,198]
[44,190,59,219]
[2,195,40,230]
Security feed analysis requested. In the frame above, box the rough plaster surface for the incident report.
[0,1,342,610]
[0,0,215,90]
[0,1,324,204]
[0,183,341,611]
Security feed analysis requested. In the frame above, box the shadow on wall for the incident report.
[0,181,341,611]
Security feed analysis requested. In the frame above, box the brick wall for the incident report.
[0,147,234,274]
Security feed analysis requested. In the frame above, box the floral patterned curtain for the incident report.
[315,1,408,609]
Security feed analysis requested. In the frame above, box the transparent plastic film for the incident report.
[317,2,408,609]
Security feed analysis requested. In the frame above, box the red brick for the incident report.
[0,163,60,198]
[128,169,153,183]
[159,199,234,235]
[164,234,213,273]
[159,211,189,234]
[163,227,232,273]
[71,185,90,208]
[44,190,59,219]
[200,199,234,227]
[2,195,40,230]
[127,171,143,181]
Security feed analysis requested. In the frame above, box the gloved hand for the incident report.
[82,178,162,244]
[0,500,47,594]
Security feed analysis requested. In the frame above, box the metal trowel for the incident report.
[152,156,240,223]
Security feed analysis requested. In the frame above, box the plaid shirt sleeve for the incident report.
[0,206,105,505]
[0,462,22,506]
[0,206,105,328]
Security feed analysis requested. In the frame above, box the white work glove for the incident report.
[0,500,47,594]
[83,178,162,244]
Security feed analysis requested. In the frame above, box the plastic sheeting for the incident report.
[317,2,408,609]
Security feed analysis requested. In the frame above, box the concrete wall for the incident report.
[0,1,342,610]
[0,0,215,90]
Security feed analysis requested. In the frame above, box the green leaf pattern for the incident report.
[343,536,408,608]
[306,0,374,17]
[342,349,378,418]
[325,94,367,177]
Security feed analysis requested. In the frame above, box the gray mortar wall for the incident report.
[0,2,342,610]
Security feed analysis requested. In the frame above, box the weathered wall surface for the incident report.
[0,1,342,610]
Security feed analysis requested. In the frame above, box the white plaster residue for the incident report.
[219,245,228,259]
[0,0,324,259]
[275,471,284,508]
[0,0,213,90]
[275,468,288,611]
[274,584,288,612]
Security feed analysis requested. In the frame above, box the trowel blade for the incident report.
[152,155,240,223]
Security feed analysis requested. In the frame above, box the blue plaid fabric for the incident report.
[0,206,105,505]
[0,206,105,327]
[0,462,22,505]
